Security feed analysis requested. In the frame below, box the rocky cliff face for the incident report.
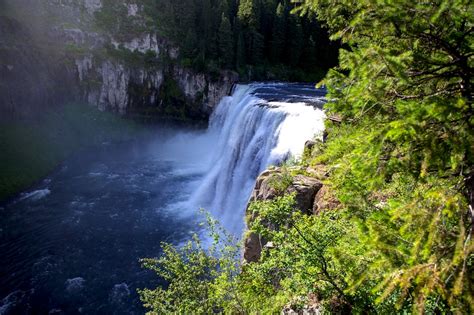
[70,29,237,117]
[243,143,339,263]
[0,0,238,120]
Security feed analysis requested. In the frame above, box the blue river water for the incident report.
[0,128,209,314]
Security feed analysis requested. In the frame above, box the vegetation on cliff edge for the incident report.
[94,0,339,82]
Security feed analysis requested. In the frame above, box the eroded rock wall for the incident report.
[62,1,238,118]
[0,0,238,120]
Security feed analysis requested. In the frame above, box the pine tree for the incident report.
[302,35,317,71]
[198,0,213,58]
[182,28,197,58]
[270,3,286,63]
[153,0,337,77]
[235,31,246,68]
[237,0,264,65]
[218,13,234,67]
[237,0,260,29]
[297,0,474,311]
[287,16,303,67]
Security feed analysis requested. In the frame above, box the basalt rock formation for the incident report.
[0,0,238,120]
[243,163,340,263]
[243,142,340,263]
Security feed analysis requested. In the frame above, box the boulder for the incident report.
[305,165,328,180]
[244,168,324,262]
[243,232,262,263]
[287,175,323,214]
[304,140,317,152]
[313,186,340,214]
[248,169,280,203]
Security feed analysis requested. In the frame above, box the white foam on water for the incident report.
[65,277,86,293]
[18,189,51,202]
[0,290,30,314]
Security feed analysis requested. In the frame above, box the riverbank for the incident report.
[0,103,142,203]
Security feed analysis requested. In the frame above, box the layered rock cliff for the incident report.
[0,0,237,120]
[243,142,340,263]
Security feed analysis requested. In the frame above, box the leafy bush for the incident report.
[142,197,361,314]
[267,166,294,194]
[139,214,242,314]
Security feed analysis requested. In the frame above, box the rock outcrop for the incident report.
[288,175,323,214]
[244,166,329,263]
[243,139,341,263]
[62,5,238,117]
[248,169,323,214]
[313,186,339,215]
[0,0,238,120]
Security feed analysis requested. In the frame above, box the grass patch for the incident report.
[0,103,142,202]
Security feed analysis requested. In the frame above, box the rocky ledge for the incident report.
[243,142,340,263]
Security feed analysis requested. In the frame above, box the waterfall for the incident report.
[190,83,326,235]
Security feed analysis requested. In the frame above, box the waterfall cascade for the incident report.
[191,83,327,234]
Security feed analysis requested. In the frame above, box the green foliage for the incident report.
[267,165,294,194]
[297,0,474,312]
[142,197,360,314]
[218,13,234,68]
[140,238,224,314]
[94,0,155,38]
[105,46,160,69]
[153,0,339,80]
[271,3,287,63]
[158,76,187,119]
[64,43,89,57]
[139,213,242,314]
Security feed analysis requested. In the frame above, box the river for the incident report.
[0,83,326,314]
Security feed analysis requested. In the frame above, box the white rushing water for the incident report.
[190,83,326,235]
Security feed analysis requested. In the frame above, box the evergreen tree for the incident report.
[152,0,337,78]
[218,13,234,67]
[154,0,176,37]
[297,0,474,311]
[301,35,317,71]
[198,0,213,58]
[175,0,197,45]
[235,31,246,68]
[287,16,303,66]
[270,3,286,63]
[260,0,278,56]
[182,28,197,58]
[237,0,264,65]
[237,0,260,29]
[248,30,264,65]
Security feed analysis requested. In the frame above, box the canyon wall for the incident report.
[0,0,238,120]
